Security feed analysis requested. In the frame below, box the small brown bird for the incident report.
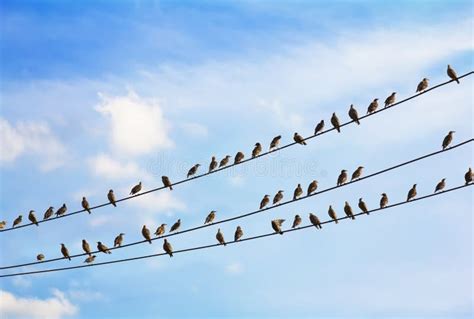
[154,224,166,236]
[97,241,111,254]
[269,135,282,150]
[163,239,173,257]
[351,166,364,181]
[56,204,67,217]
[107,190,116,207]
[82,239,92,256]
[337,170,348,186]
[170,219,181,232]
[36,254,45,261]
[61,243,71,260]
[82,197,91,214]
[309,213,322,229]
[292,214,302,228]
[12,215,22,228]
[293,132,307,145]
[273,190,284,205]
[130,182,142,195]
[380,193,389,208]
[114,233,125,247]
[234,226,243,241]
[384,92,396,107]
[162,176,173,190]
[84,255,96,264]
[314,120,325,135]
[0,221,6,229]
[331,112,341,133]
[447,64,459,84]
[358,198,369,215]
[28,210,39,226]
[434,179,446,193]
[293,184,303,200]
[234,151,245,164]
[407,184,417,201]
[209,156,218,172]
[307,180,318,196]
[348,104,360,125]
[367,98,379,114]
[187,164,200,178]
[204,210,216,224]
[142,225,152,244]
[464,167,473,185]
[260,195,270,209]
[416,78,429,92]
[216,229,226,246]
[344,201,355,220]
[43,206,54,220]
[219,155,231,168]
[252,143,262,158]
[328,206,338,224]
[271,219,285,234]
[442,131,455,150]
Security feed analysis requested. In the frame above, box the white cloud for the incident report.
[228,174,245,187]
[225,262,244,275]
[87,153,151,180]
[179,122,209,138]
[126,190,186,213]
[88,215,112,228]
[11,276,32,289]
[0,289,78,319]
[67,289,104,303]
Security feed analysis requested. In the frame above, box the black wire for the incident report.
[1,183,471,278]
[1,139,472,270]
[2,71,472,233]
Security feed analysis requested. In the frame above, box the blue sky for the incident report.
[0,1,473,318]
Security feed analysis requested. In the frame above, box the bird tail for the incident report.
[112,202,117,207]
[68,257,71,261]
[455,78,460,84]
[107,251,112,254]
[35,222,39,226]
[169,185,173,190]
[223,242,227,246]
[356,120,360,125]
[87,209,91,214]
[334,220,338,224]
[169,253,173,257]
[337,127,341,133]
[303,141,307,145]
[318,224,322,229]
[148,240,152,244]
[351,216,355,220]
[279,231,284,235]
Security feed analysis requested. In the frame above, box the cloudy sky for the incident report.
[0,1,473,318]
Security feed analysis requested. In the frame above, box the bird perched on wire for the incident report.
[384,92,396,107]
[348,105,360,125]
[216,229,226,246]
[465,167,473,185]
[84,255,96,264]
[331,112,341,133]
[61,243,71,260]
[442,131,455,150]
[209,156,218,172]
[82,197,92,214]
[28,210,39,226]
[351,166,364,181]
[82,239,92,256]
[97,242,112,254]
[107,190,117,207]
[273,190,284,205]
[187,164,200,178]
[252,143,262,158]
[293,132,307,145]
[269,135,282,150]
[309,213,322,229]
[416,78,429,92]
[43,206,54,220]
[36,254,45,261]
[130,182,142,195]
[307,180,318,196]
[314,120,325,135]
[434,179,446,193]
[162,176,173,190]
[56,204,67,217]
[163,239,173,257]
[358,198,369,215]
[0,221,6,229]
[367,98,379,114]
[154,224,166,237]
[260,195,270,209]
[170,219,181,233]
[328,206,338,224]
[271,219,285,234]
[380,193,389,208]
[293,184,303,200]
[344,201,355,220]
[234,226,243,241]
[292,214,302,228]
[204,211,216,224]
[12,215,22,228]
[114,233,125,247]
[219,155,231,168]
[407,184,417,201]
[142,225,152,244]
[234,151,245,164]
[337,170,348,186]
[447,65,459,84]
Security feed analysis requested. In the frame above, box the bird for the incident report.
[170,219,181,232]
[36,254,45,261]
[307,180,318,195]
[204,211,216,224]
[216,229,226,246]
[331,112,341,133]
[114,233,125,247]
[209,156,218,172]
[348,104,360,125]
[162,176,173,190]
[43,206,54,220]
[356,197,369,215]
[154,224,166,236]
[142,225,152,244]
[187,164,201,178]
[337,170,348,186]
[407,184,417,201]
[28,210,39,226]
[234,151,245,164]
[314,120,325,135]
[271,219,285,234]
[442,131,455,150]
[82,239,92,256]
[447,64,459,84]
[234,226,243,241]
[269,135,282,150]
[344,201,355,220]
[384,92,396,107]
[61,243,71,260]
[309,213,322,229]
[55,204,67,217]
[97,242,112,254]
[252,143,262,158]
[351,166,364,181]
[292,214,302,228]
[367,98,379,114]
[293,184,303,200]
[380,193,389,208]
[328,205,338,224]
[293,132,307,145]
[84,255,96,264]
[219,155,231,168]
[260,195,270,209]
[434,179,446,193]
[130,182,142,195]
[82,197,91,214]
[107,190,117,207]
[0,221,6,229]
[273,190,284,205]
[464,167,473,185]
[12,215,22,228]
[163,239,173,257]
[416,78,429,92]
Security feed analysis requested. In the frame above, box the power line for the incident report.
[1,139,472,270]
[2,71,472,233]
[1,183,471,278]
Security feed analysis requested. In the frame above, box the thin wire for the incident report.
[2,71,472,233]
[1,139,472,270]
[1,183,471,278]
